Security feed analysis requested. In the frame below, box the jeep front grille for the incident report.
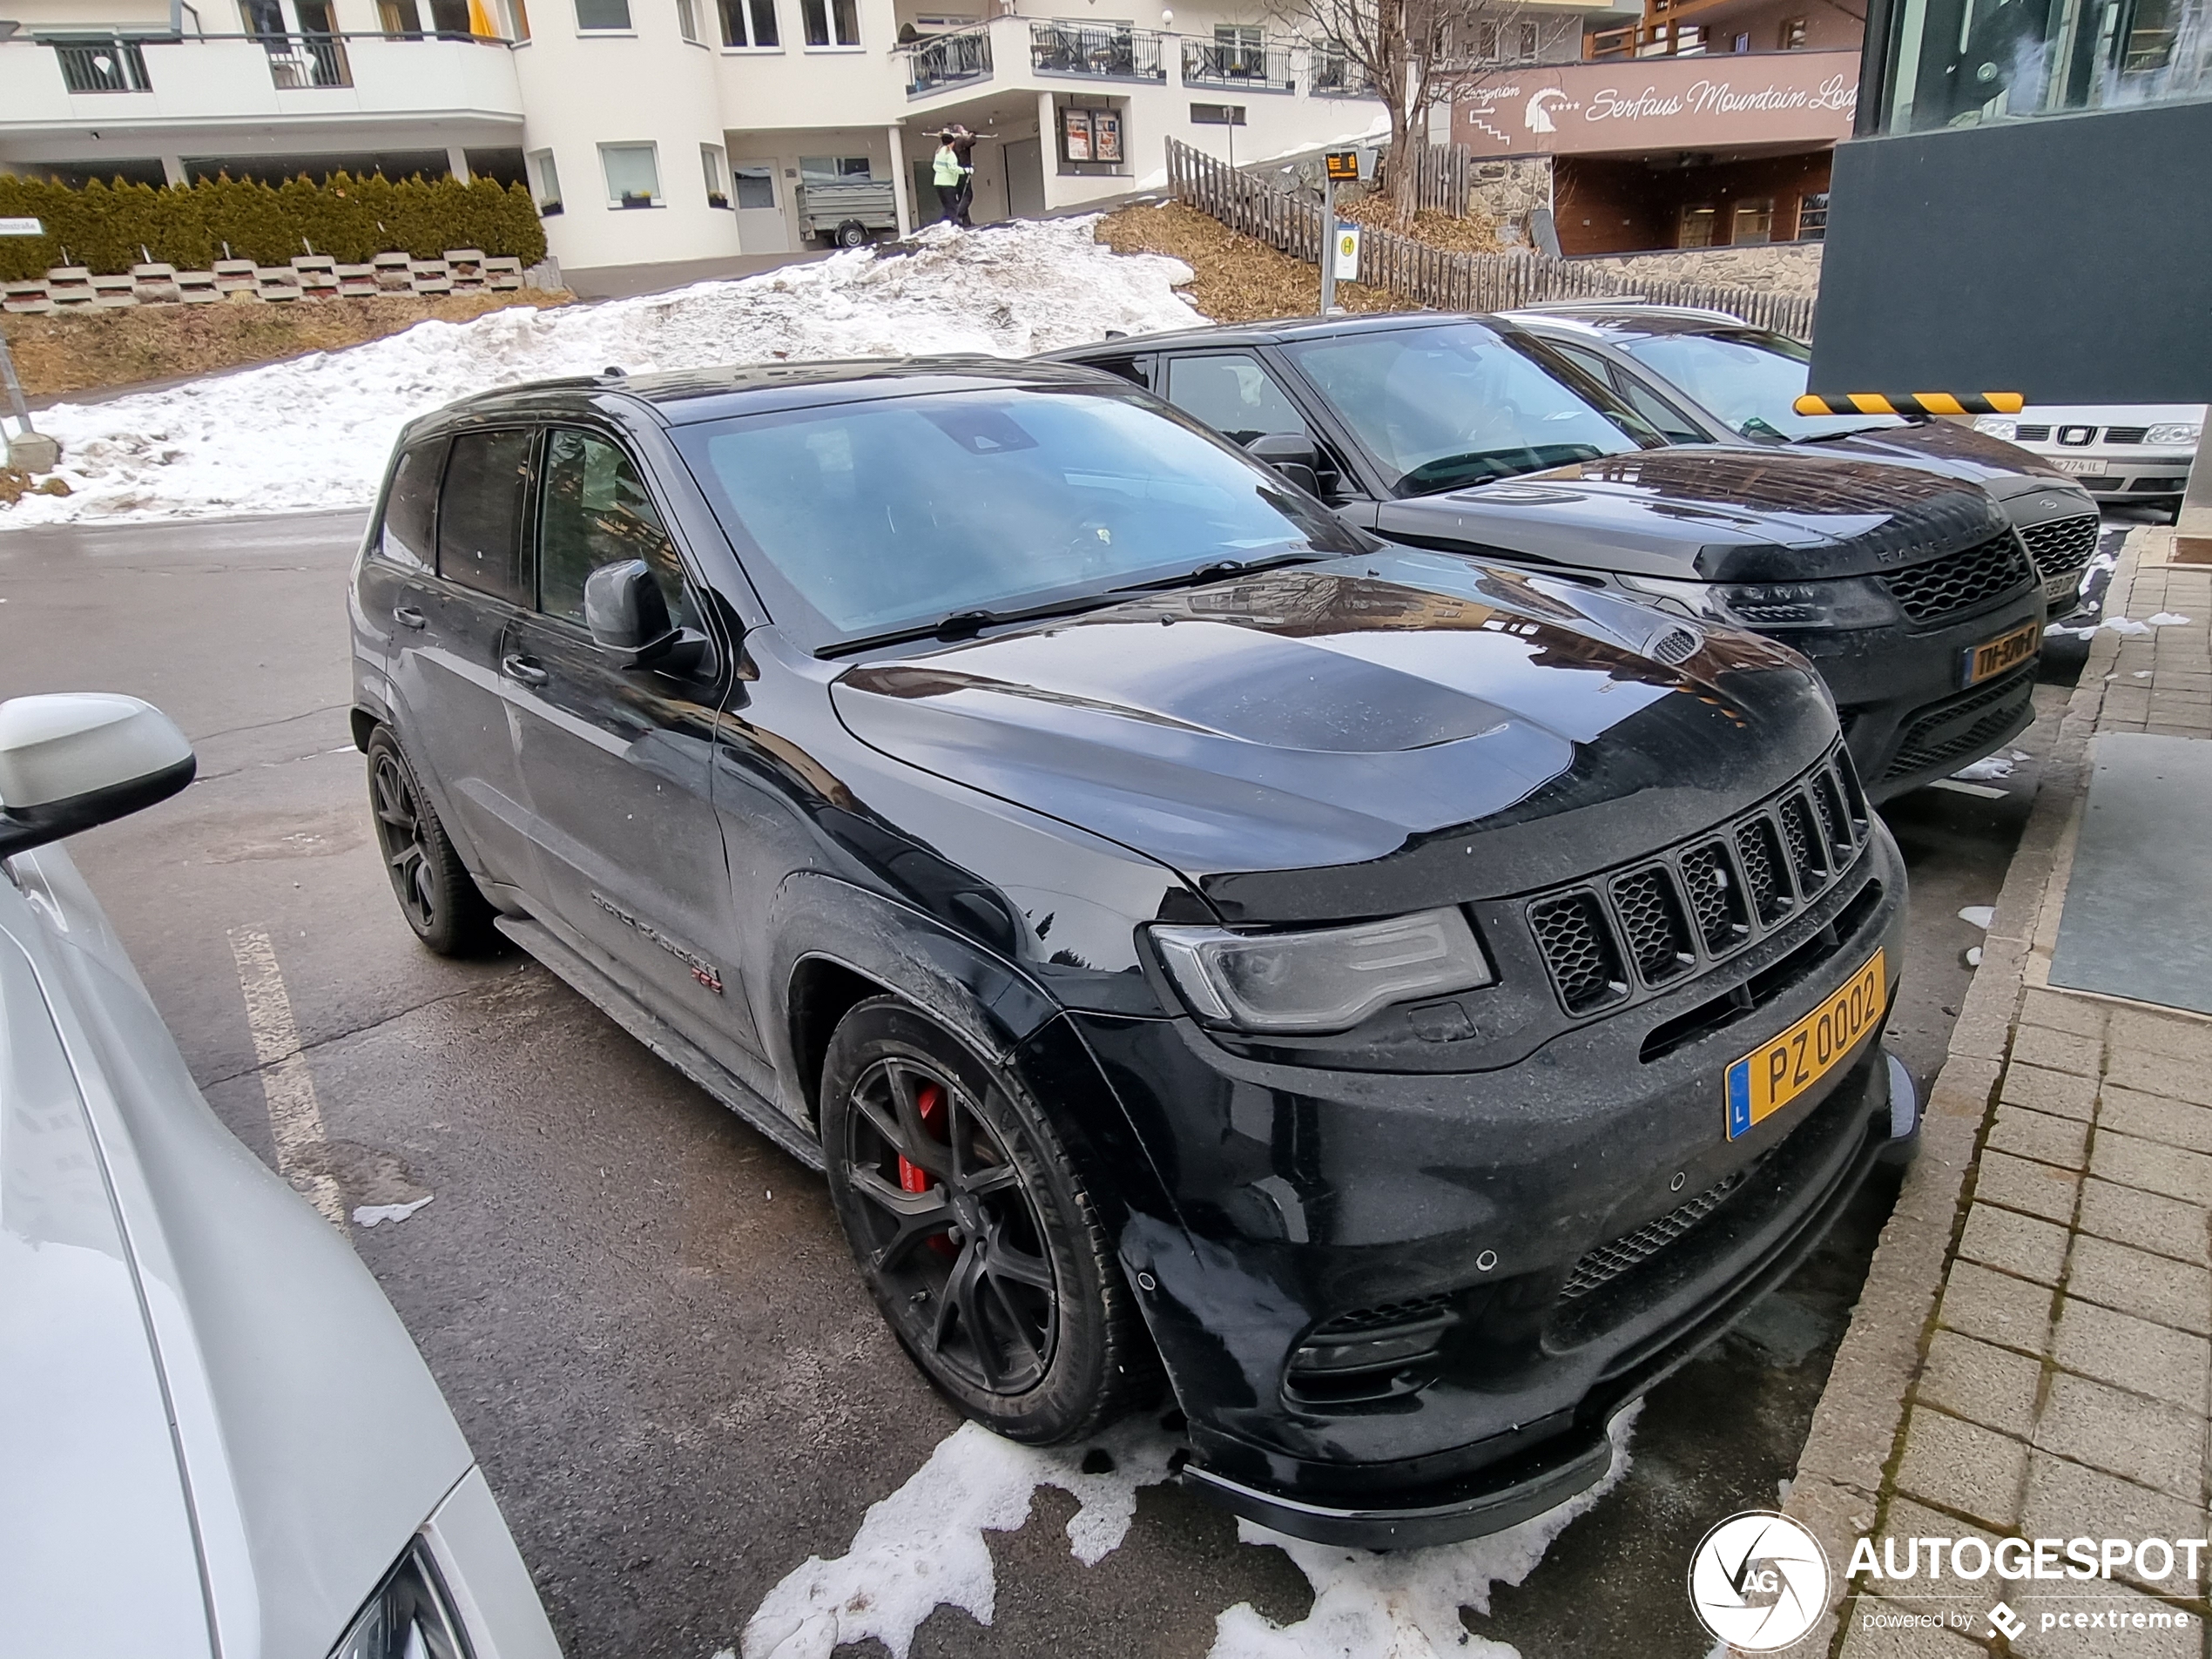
[1523,746,1870,1016]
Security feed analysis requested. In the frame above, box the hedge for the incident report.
[0,172,547,282]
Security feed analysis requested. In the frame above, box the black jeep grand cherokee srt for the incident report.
[350,358,1916,1547]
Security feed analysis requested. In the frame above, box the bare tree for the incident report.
[1268,0,1570,227]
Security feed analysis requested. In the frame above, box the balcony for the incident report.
[0,31,524,132]
[898,24,992,98]
[1028,21,1166,82]
[1180,38,1295,92]
[1309,47,1375,96]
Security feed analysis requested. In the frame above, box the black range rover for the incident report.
[1045,314,2046,800]
[348,358,1916,1548]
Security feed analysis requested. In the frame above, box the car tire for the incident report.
[819,995,1157,1444]
[365,726,496,957]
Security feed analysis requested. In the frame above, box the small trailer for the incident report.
[796,179,900,247]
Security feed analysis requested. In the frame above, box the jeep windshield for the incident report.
[1281,321,1665,496]
[672,385,1364,653]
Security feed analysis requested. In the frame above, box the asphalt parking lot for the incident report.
[0,508,2106,1658]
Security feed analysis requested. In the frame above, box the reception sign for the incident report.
[1453,50,1858,155]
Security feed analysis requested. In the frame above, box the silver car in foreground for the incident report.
[0,692,561,1658]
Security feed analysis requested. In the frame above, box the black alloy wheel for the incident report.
[364,727,495,956]
[820,996,1157,1443]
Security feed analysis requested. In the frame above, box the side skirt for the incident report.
[495,915,825,1174]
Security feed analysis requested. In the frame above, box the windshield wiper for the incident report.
[816,593,1125,658]
[1109,551,1325,594]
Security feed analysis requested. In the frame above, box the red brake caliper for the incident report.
[898,1081,960,1258]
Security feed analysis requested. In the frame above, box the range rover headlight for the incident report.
[1150,908,1493,1034]
[1620,574,1894,631]
[2146,421,2202,447]
[1973,416,2020,441]
[331,1541,467,1659]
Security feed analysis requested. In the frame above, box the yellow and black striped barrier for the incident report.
[1792,392,2025,417]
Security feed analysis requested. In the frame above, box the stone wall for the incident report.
[1568,240,1824,297]
[1468,157,1554,244]
[2,250,534,314]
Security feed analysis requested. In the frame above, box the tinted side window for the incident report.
[376,439,444,570]
[437,429,534,604]
[1163,353,1312,445]
[536,428,697,628]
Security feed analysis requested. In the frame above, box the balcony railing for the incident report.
[1309,47,1373,95]
[260,32,354,87]
[900,24,991,97]
[49,36,153,91]
[1180,39,1295,91]
[1028,21,1165,81]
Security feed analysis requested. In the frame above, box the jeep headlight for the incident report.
[1972,416,2020,441]
[2146,421,2202,447]
[1150,908,1493,1034]
[331,1541,466,1659]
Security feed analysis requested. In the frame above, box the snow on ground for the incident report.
[1210,1407,1642,1659]
[732,1406,1639,1659]
[1,219,1200,529]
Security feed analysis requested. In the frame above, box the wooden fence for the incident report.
[1164,138,1817,341]
[1411,142,1474,217]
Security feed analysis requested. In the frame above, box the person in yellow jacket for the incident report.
[932,131,971,226]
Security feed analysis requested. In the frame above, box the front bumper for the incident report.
[2033,452,2194,499]
[1793,590,2043,799]
[1078,828,1908,1548]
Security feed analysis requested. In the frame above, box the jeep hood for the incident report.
[1373,446,2012,583]
[830,550,1837,915]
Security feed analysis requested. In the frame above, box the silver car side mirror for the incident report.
[0,693,195,859]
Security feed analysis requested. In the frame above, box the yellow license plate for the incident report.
[1961,620,2040,687]
[1725,949,1885,1140]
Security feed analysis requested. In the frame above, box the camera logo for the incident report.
[1689,1511,1832,1651]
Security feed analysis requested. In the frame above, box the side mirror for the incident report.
[583,560,709,674]
[0,694,195,860]
[1244,431,1323,496]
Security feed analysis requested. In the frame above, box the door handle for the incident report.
[393,605,427,630]
[502,653,550,687]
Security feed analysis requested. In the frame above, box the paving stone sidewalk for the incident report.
[1773,517,2212,1659]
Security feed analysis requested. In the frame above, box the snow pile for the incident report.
[1211,1406,1642,1659]
[3,219,1200,528]
[737,1414,1182,1659]
[734,1406,1638,1659]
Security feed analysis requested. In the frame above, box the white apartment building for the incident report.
[0,0,1630,292]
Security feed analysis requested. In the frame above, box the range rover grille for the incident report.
[1523,747,1870,1016]
[2018,513,2100,582]
[1879,533,2034,624]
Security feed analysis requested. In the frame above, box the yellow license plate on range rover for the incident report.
[1962,620,2040,687]
[1725,950,1885,1140]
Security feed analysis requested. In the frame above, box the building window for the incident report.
[1777,15,1807,47]
[732,164,775,208]
[1732,30,1750,50]
[1678,204,1717,247]
[600,142,662,206]
[497,0,530,37]
[677,0,698,38]
[718,0,777,45]
[1797,191,1829,240]
[800,154,873,179]
[575,0,631,28]
[1731,198,1774,244]
[529,148,563,214]
[800,0,857,45]
[701,143,729,206]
